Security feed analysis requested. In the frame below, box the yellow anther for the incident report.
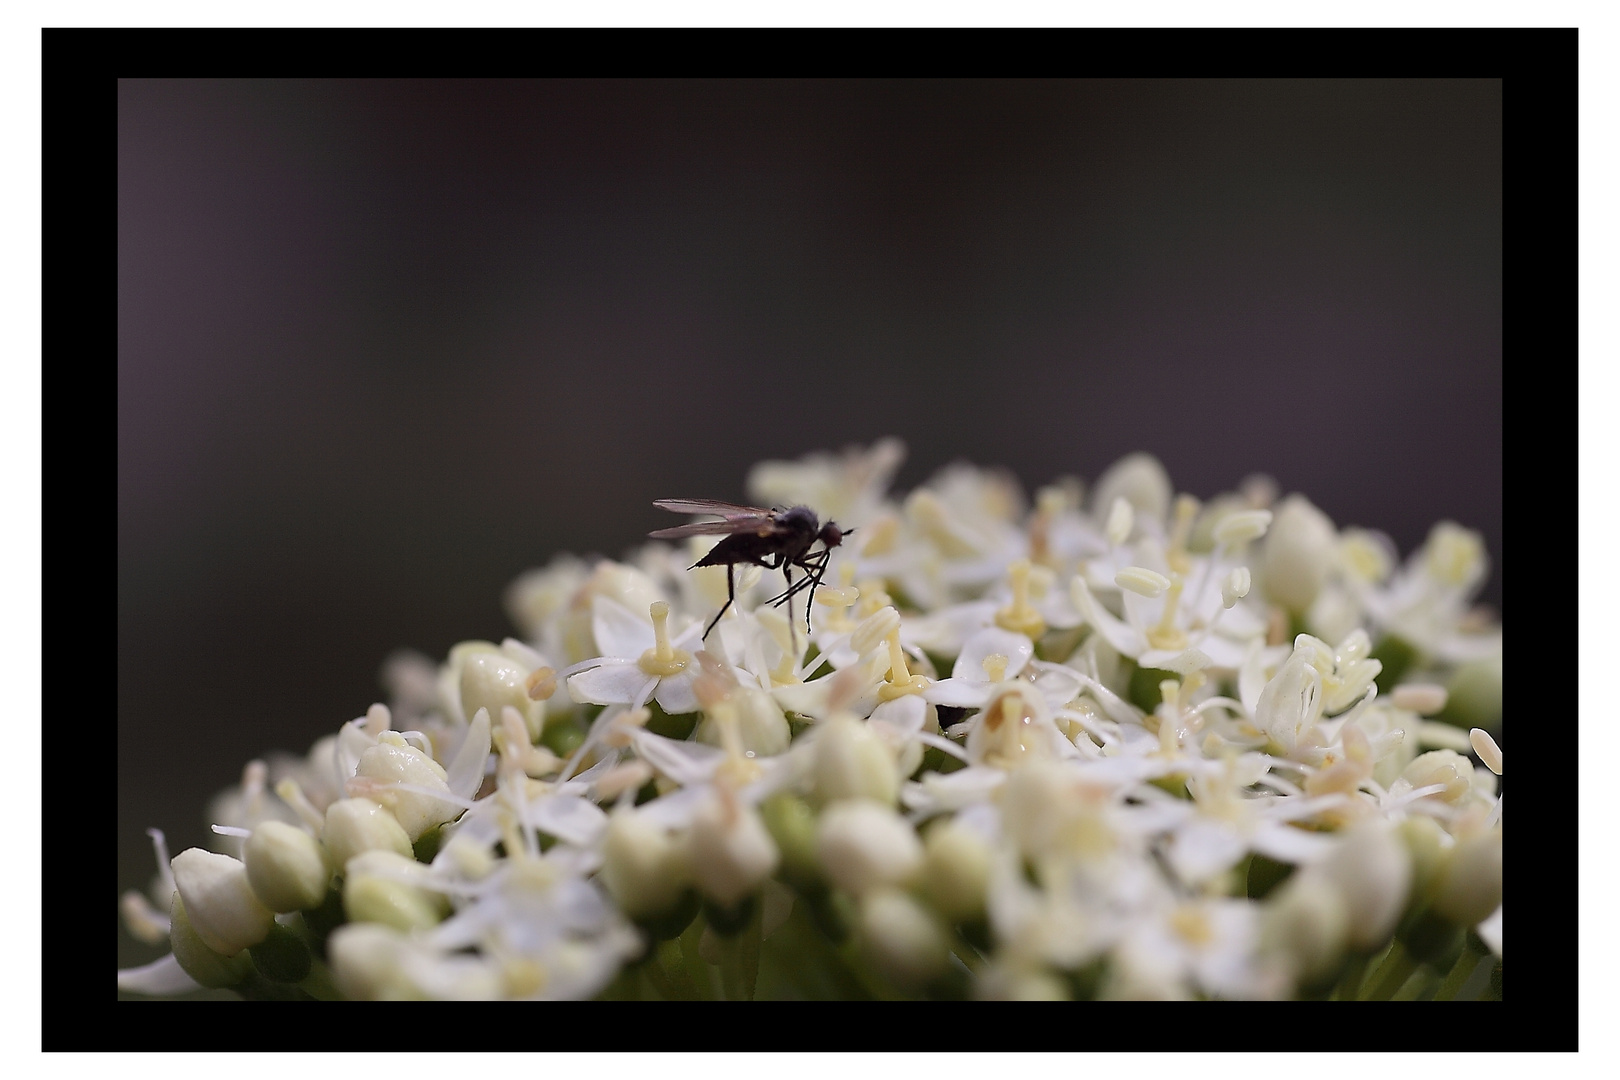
[995,558,1047,639]
[1170,904,1214,947]
[1167,494,1199,574]
[1143,575,1189,651]
[638,601,692,677]
[981,653,1010,684]
[877,628,928,701]
[525,666,558,701]
[981,690,1042,767]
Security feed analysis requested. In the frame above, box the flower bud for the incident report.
[599,809,693,920]
[1401,749,1474,806]
[169,847,276,957]
[697,685,790,758]
[342,850,449,932]
[1260,495,1337,614]
[1431,829,1502,926]
[354,734,457,840]
[460,649,545,743]
[817,799,923,897]
[760,793,822,890]
[1397,813,1452,905]
[1254,651,1323,754]
[243,821,332,913]
[1260,873,1348,989]
[1442,653,1503,732]
[688,791,779,908]
[813,713,899,806]
[1316,819,1411,951]
[1091,453,1171,530]
[325,922,427,1000]
[920,820,993,922]
[858,887,950,987]
[323,797,414,870]
[168,894,254,988]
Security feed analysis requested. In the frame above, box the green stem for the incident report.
[1361,941,1419,1000]
[678,915,717,1000]
[1433,941,1486,1001]
[716,901,763,1001]
[1330,953,1369,1001]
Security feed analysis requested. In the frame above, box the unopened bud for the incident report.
[1401,750,1474,805]
[1093,453,1171,530]
[817,799,923,897]
[323,797,414,870]
[599,809,693,920]
[325,922,427,1001]
[168,895,254,988]
[813,713,899,806]
[921,820,993,922]
[1432,829,1502,926]
[688,792,778,908]
[342,850,448,932]
[460,650,545,742]
[1261,873,1349,988]
[243,821,332,913]
[354,735,457,840]
[859,887,950,986]
[1260,495,1337,614]
[169,848,276,957]
[1316,819,1411,951]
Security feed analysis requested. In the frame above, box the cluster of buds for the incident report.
[119,440,1501,1000]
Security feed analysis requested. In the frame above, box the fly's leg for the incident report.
[703,563,737,640]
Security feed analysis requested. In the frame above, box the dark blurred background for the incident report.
[118,78,1501,964]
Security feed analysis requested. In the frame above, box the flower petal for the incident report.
[116,952,204,996]
[951,627,1034,682]
[592,596,655,659]
[568,661,654,706]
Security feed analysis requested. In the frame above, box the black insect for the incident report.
[649,499,849,648]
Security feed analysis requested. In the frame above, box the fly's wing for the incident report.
[653,498,773,518]
[648,520,762,540]
[650,498,778,540]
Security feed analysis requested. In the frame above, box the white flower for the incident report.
[565,599,705,715]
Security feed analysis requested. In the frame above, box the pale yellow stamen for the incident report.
[981,653,1010,683]
[995,557,1046,639]
[877,628,929,700]
[274,778,327,833]
[1470,728,1503,775]
[526,666,558,701]
[638,601,692,677]
[855,578,894,618]
[1166,494,1199,574]
[1144,574,1189,651]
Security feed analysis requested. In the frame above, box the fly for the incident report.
[648,498,849,651]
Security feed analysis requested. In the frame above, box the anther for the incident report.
[526,666,558,701]
[1116,566,1171,598]
[1469,728,1503,775]
[1392,684,1448,716]
[638,601,692,677]
[981,653,1010,683]
[1214,509,1272,549]
[1221,567,1251,608]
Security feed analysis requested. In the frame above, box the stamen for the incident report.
[1214,509,1272,549]
[995,557,1046,638]
[981,653,1010,683]
[594,760,654,802]
[363,703,391,737]
[1116,566,1171,598]
[1167,494,1199,573]
[211,824,252,838]
[1105,497,1134,548]
[1470,728,1503,775]
[1144,574,1189,651]
[274,778,328,833]
[860,515,900,557]
[526,666,558,701]
[851,605,902,656]
[638,601,693,677]
[1221,567,1251,608]
[147,828,175,897]
[855,579,894,618]
[1392,684,1448,715]
[877,628,929,700]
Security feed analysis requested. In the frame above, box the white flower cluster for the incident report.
[118,440,1503,1001]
